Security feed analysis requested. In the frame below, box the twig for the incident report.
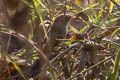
[50,47,72,64]
[0,27,51,68]
[67,54,116,80]
[110,0,120,10]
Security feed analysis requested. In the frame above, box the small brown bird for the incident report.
[49,14,71,46]
[5,0,19,9]
[44,14,72,58]
[10,5,30,33]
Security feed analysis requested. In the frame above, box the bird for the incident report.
[44,14,72,58]
[10,5,31,33]
[5,0,19,9]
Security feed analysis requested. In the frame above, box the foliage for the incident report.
[0,0,120,80]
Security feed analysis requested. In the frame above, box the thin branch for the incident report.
[50,47,72,64]
[110,0,120,10]
[67,54,116,80]
[0,0,10,25]
[0,27,51,68]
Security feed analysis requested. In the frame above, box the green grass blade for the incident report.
[33,0,48,39]
[7,55,26,80]
[79,1,103,13]
[110,49,120,80]
[37,0,49,12]
[95,2,104,25]
[50,67,57,80]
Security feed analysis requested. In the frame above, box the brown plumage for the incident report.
[44,14,72,58]
[10,5,30,33]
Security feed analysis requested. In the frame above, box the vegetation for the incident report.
[0,0,120,80]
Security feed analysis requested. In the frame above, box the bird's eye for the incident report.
[65,15,71,20]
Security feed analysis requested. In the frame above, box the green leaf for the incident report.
[37,0,49,12]
[79,1,103,13]
[110,49,120,80]
[50,67,57,80]
[95,2,104,25]
[59,61,63,67]
[79,26,88,34]
[33,0,48,39]
[107,28,119,48]
[7,55,26,80]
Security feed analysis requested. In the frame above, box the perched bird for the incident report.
[10,5,30,33]
[5,0,19,9]
[0,4,31,54]
[44,14,72,58]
